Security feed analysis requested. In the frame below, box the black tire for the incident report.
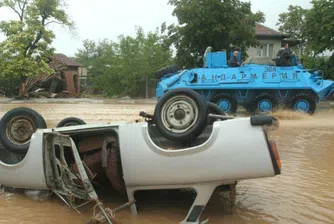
[211,92,238,113]
[0,107,47,154]
[156,64,181,79]
[154,88,208,141]
[56,117,86,127]
[207,102,227,124]
[289,93,316,114]
[243,102,254,113]
[246,92,279,114]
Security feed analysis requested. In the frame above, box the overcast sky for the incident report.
[0,0,312,57]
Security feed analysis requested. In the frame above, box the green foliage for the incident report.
[304,0,334,54]
[303,56,328,78]
[76,39,117,77]
[277,2,334,80]
[302,54,334,80]
[327,54,334,80]
[165,0,265,67]
[76,27,173,97]
[276,6,307,42]
[0,76,20,96]
[276,5,307,54]
[0,0,73,80]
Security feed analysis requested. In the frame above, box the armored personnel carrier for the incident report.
[155,50,334,114]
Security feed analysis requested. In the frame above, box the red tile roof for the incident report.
[256,24,289,37]
[52,53,82,67]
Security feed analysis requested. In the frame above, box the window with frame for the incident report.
[256,44,274,58]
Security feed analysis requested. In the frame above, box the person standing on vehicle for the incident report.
[276,43,294,66]
[229,50,241,67]
[203,46,213,67]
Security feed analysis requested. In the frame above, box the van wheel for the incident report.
[154,88,208,141]
[56,117,86,127]
[0,107,47,154]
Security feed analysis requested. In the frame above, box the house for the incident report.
[51,54,82,96]
[246,24,290,59]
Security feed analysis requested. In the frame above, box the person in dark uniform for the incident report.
[276,43,294,66]
[229,50,240,67]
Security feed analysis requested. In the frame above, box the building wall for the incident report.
[246,39,282,59]
[64,68,80,96]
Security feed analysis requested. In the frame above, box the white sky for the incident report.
[0,0,312,57]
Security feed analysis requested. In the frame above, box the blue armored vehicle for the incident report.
[155,50,334,114]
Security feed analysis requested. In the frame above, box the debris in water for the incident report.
[89,207,120,224]
[88,200,136,224]
[200,218,210,224]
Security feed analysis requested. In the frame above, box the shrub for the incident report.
[302,55,334,80]
[0,77,20,97]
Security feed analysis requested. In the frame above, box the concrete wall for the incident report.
[247,39,282,59]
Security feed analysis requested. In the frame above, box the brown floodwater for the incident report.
[0,102,333,224]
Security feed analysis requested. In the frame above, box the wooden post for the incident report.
[229,182,237,213]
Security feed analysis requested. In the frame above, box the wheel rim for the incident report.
[6,115,36,145]
[258,99,273,112]
[294,99,309,112]
[161,95,199,133]
[217,99,231,112]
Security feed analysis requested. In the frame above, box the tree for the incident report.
[165,0,265,67]
[276,5,308,57]
[304,0,334,54]
[0,0,73,96]
[75,39,117,94]
[76,39,117,77]
[299,0,334,80]
[76,27,173,97]
[276,6,307,42]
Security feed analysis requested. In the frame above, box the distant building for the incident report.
[51,54,82,96]
[246,24,290,59]
[78,67,88,87]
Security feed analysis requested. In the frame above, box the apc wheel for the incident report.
[289,93,316,114]
[207,102,227,124]
[0,107,47,154]
[56,117,86,127]
[250,93,279,114]
[154,88,208,141]
[211,92,238,113]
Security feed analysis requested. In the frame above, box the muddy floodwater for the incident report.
[0,101,333,224]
